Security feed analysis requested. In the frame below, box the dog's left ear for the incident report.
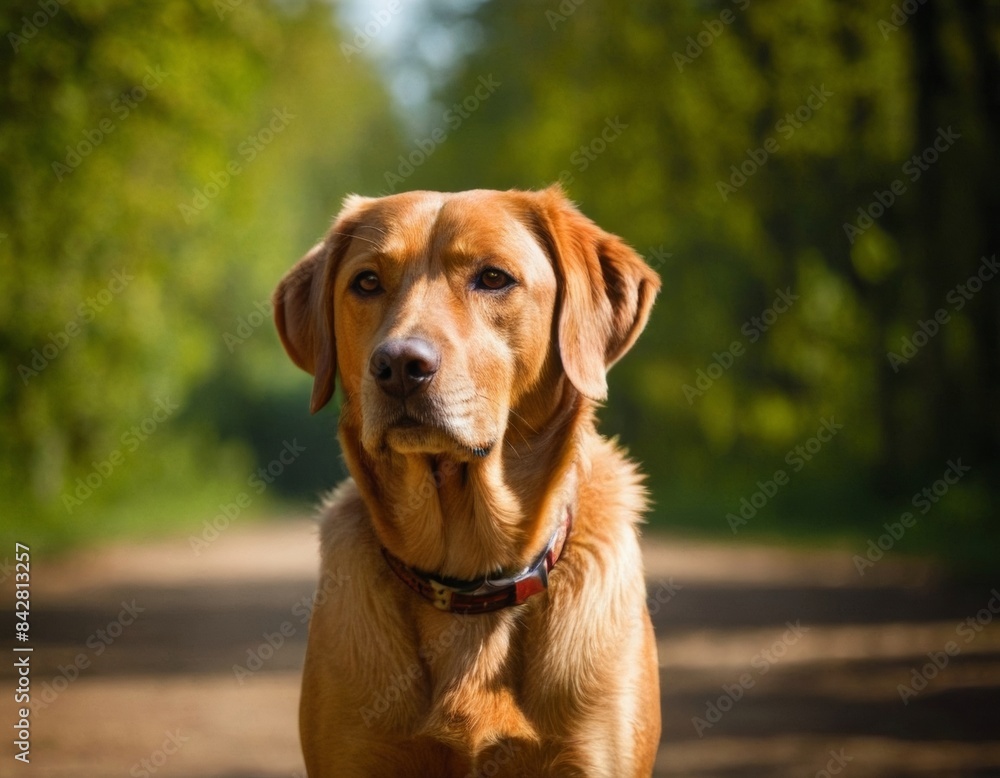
[272,195,372,413]
[529,186,661,401]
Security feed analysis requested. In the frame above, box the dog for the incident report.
[272,186,661,777]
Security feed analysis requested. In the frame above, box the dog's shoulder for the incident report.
[545,431,650,621]
[577,431,650,534]
[318,478,370,542]
[315,478,383,584]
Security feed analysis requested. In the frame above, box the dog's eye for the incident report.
[351,271,382,296]
[475,268,514,291]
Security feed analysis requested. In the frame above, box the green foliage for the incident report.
[1,0,397,548]
[1,0,996,572]
[403,0,999,570]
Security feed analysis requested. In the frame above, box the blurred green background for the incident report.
[2,0,997,571]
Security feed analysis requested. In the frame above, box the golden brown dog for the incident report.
[273,186,661,777]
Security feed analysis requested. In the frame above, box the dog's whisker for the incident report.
[504,406,539,437]
[327,230,383,248]
[502,438,522,458]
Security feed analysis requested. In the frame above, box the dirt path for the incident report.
[4,518,1000,777]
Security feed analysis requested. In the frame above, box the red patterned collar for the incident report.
[382,509,573,615]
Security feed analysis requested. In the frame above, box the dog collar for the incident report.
[382,509,572,615]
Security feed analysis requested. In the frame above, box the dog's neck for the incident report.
[339,380,589,581]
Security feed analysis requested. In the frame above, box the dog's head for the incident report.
[273,187,659,462]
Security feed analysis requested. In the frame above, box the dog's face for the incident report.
[332,190,563,462]
[273,187,659,463]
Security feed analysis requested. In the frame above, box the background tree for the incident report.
[396,0,998,566]
[0,0,398,545]
[1,0,995,570]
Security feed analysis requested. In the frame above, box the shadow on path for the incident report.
[3,521,999,776]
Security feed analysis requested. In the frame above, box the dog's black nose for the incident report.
[369,338,440,398]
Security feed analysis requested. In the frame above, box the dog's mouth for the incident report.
[383,412,493,460]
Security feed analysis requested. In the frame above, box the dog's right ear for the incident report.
[272,195,372,413]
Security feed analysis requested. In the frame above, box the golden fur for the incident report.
[273,186,661,777]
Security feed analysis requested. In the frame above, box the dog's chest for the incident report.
[407,608,540,754]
